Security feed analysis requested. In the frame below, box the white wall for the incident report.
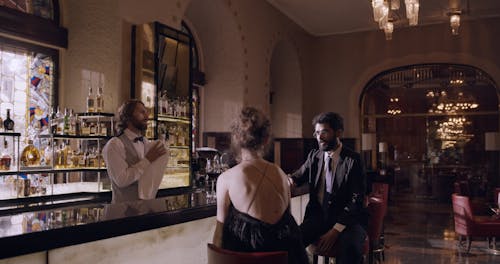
[270,40,302,138]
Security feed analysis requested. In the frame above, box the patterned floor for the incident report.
[381,192,500,264]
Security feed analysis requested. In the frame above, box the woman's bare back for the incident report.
[221,159,290,224]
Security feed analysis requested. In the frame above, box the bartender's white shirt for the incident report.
[102,128,151,188]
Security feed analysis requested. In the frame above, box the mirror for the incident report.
[131,22,193,189]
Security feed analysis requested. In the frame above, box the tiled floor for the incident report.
[382,192,500,264]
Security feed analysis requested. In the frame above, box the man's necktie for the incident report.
[133,136,144,143]
[325,156,333,194]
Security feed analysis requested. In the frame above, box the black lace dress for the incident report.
[222,203,309,264]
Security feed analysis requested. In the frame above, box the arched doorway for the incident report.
[360,64,499,201]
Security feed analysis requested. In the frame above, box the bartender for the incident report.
[103,99,167,203]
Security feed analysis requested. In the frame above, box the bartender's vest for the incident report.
[111,134,140,203]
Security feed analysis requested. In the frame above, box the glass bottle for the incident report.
[86,80,95,113]
[21,140,41,167]
[95,84,103,113]
[69,109,78,136]
[63,108,70,135]
[0,139,11,170]
[3,109,14,131]
[44,141,52,166]
[55,107,63,134]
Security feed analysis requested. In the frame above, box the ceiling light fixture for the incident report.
[384,19,394,40]
[372,0,419,40]
[405,0,419,26]
[448,10,461,35]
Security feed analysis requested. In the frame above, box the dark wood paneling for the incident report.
[0,6,67,48]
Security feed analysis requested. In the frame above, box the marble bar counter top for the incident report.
[0,189,216,259]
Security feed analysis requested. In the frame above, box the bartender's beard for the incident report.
[130,118,148,133]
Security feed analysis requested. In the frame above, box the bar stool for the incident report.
[207,243,288,264]
[310,196,385,264]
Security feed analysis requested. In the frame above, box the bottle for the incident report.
[44,141,52,166]
[0,139,11,170]
[21,140,41,167]
[63,108,70,135]
[3,109,14,131]
[56,107,63,134]
[69,109,78,136]
[95,83,104,113]
[86,80,95,113]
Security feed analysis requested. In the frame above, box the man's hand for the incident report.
[145,141,167,163]
[316,228,340,253]
[287,176,295,187]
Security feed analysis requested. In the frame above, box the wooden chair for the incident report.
[207,243,288,264]
[451,193,500,254]
[370,183,389,261]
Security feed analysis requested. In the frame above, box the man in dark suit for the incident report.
[289,112,367,264]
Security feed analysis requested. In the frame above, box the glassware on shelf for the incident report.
[20,140,41,167]
[95,76,104,112]
[3,109,14,132]
[0,139,12,170]
[43,141,52,166]
[86,79,95,113]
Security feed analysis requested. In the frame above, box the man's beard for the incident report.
[131,119,147,132]
[319,139,338,151]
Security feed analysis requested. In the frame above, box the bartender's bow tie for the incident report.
[133,136,144,143]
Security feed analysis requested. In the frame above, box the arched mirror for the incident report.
[132,22,192,190]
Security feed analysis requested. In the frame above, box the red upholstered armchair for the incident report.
[451,193,500,254]
[207,243,288,264]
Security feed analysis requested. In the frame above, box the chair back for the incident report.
[453,181,471,197]
[367,196,385,248]
[371,182,389,216]
[207,243,288,264]
[451,193,474,236]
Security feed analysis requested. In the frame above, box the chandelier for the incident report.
[427,91,479,114]
[387,97,402,115]
[436,117,473,142]
[371,0,419,40]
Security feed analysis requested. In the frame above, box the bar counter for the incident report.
[0,189,216,261]
[0,185,308,263]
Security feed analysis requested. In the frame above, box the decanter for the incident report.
[21,140,41,167]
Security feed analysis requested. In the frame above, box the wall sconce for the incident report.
[448,10,461,35]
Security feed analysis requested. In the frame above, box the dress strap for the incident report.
[245,163,269,214]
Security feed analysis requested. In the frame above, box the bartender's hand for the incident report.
[317,228,340,253]
[145,141,167,163]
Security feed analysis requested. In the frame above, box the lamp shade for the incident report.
[485,132,500,151]
[362,133,376,150]
[379,142,388,153]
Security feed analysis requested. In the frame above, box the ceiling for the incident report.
[266,0,500,36]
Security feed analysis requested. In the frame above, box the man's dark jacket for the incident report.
[290,146,367,243]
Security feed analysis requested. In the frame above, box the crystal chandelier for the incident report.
[436,116,473,142]
[405,0,419,26]
[427,91,479,114]
[371,0,419,40]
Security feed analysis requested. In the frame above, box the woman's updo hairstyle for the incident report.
[231,106,271,155]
